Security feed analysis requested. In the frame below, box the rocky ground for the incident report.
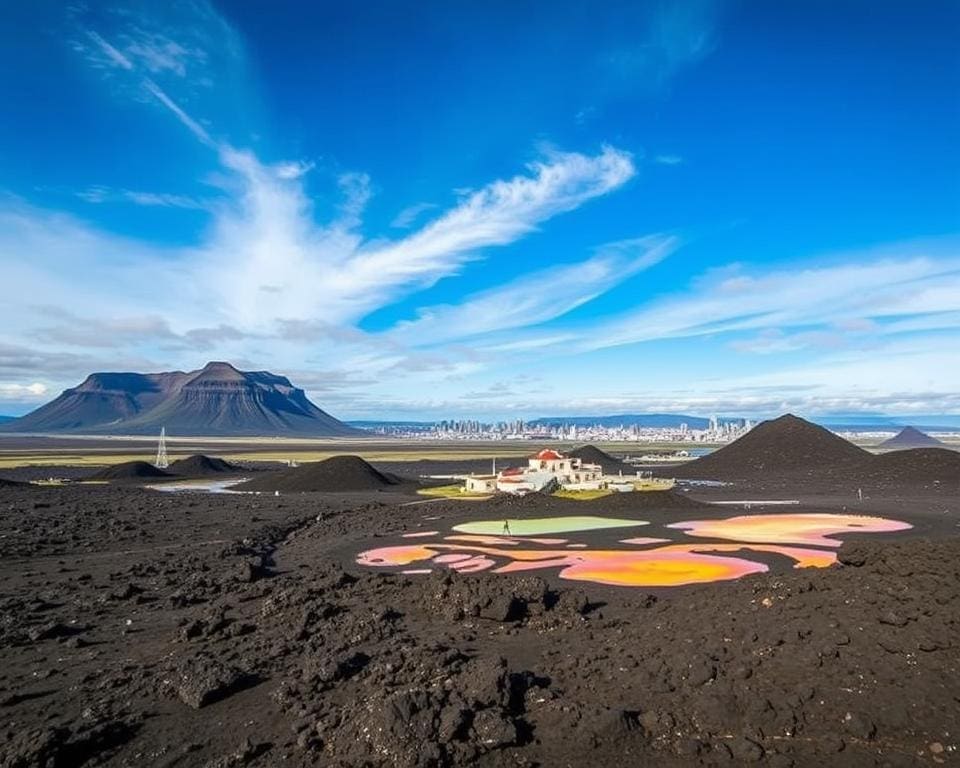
[0,478,957,767]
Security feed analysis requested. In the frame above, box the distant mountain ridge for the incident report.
[0,362,363,437]
[528,414,738,429]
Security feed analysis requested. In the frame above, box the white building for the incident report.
[461,447,675,496]
[494,448,605,494]
[464,474,498,494]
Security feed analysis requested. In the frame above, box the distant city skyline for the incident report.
[1,1,958,420]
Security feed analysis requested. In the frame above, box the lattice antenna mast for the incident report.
[155,427,169,469]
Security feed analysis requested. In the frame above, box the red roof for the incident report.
[534,449,564,460]
[501,467,524,476]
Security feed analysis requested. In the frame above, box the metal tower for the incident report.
[155,427,169,469]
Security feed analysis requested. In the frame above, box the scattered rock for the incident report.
[842,711,877,741]
[172,655,252,709]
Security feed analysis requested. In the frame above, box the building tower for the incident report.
[155,427,169,469]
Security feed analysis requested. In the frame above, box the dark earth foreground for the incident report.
[1,476,958,768]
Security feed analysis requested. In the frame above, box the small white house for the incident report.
[464,475,497,493]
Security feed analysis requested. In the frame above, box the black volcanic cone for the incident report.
[567,445,632,472]
[87,461,173,481]
[879,427,944,450]
[672,414,869,481]
[168,455,240,476]
[237,455,408,493]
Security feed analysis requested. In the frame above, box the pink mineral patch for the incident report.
[669,513,912,548]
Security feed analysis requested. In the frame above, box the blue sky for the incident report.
[0,0,958,420]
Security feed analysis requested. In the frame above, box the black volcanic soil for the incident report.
[859,448,960,486]
[462,487,708,515]
[1,472,958,767]
[168,455,241,477]
[86,461,173,482]
[237,455,409,493]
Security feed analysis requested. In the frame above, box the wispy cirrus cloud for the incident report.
[601,0,721,88]
[391,202,439,229]
[578,243,960,352]
[390,234,676,346]
[75,24,639,329]
[334,146,636,318]
[654,154,684,165]
[5,0,953,422]
[77,185,207,209]
[72,5,228,87]
[3,8,640,405]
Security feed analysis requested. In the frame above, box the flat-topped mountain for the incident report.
[0,362,363,437]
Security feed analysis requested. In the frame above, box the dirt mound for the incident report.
[672,413,869,481]
[879,426,944,449]
[87,461,173,481]
[168,455,240,476]
[567,444,630,471]
[237,455,406,493]
[859,447,960,484]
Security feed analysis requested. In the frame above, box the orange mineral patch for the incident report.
[668,513,912,547]
[356,512,911,588]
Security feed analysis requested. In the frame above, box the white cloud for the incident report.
[338,147,635,305]
[7,0,950,420]
[123,32,202,77]
[391,202,438,229]
[580,244,960,351]
[84,30,134,70]
[0,382,49,401]
[141,79,214,145]
[77,186,206,209]
[602,0,720,88]
[275,160,316,180]
[391,234,676,346]
[192,143,635,328]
